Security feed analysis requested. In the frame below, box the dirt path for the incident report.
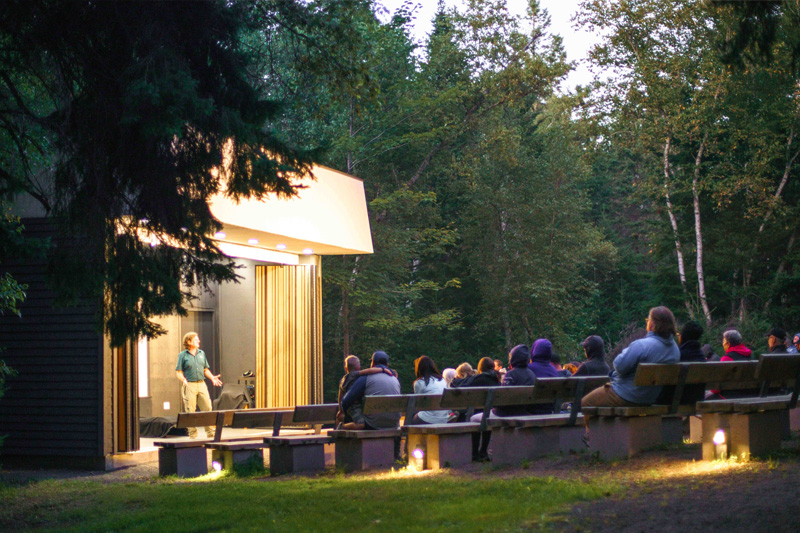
[3,443,800,531]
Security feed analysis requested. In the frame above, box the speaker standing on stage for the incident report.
[175,331,223,438]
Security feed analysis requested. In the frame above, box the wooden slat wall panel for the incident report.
[0,218,103,458]
[255,265,322,408]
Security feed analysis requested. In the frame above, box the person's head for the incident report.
[477,357,495,373]
[582,335,605,360]
[679,321,704,345]
[182,332,199,349]
[414,355,442,384]
[508,344,530,369]
[531,339,553,363]
[767,327,787,350]
[442,368,457,386]
[493,359,504,371]
[371,350,389,367]
[722,329,743,351]
[646,306,677,338]
[794,333,800,350]
[550,352,563,370]
[456,362,474,379]
[344,355,360,373]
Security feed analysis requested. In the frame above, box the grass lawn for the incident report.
[0,466,618,532]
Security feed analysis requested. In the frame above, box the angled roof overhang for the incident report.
[209,165,373,261]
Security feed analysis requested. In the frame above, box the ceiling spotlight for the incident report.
[276,243,287,250]
[248,238,259,245]
[302,248,313,255]
[213,231,227,239]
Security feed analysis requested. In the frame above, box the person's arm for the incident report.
[175,370,188,386]
[612,345,640,377]
[204,368,223,387]
[413,380,424,394]
[341,375,367,412]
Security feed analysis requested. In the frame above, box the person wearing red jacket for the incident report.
[720,329,752,361]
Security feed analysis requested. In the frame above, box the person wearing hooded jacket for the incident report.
[720,329,752,361]
[573,335,611,377]
[494,344,542,417]
[528,339,560,378]
[582,306,680,417]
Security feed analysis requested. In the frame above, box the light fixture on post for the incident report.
[713,429,727,460]
[213,231,227,239]
[410,447,425,471]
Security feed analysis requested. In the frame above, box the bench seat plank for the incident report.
[488,413,584,429]
[328,429,401,439]
[403,423,479,435]
[263,435,332,446]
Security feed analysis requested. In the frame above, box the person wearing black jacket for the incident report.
[454,357,500,461]
[573,336,610,377]
[656,321,705,405]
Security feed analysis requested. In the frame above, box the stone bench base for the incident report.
[262,435,330,475]
[701,410,783,460]
[405,423,479,470]
[156,442,209,477]
[329,429,401,472]
[586,415,663,460]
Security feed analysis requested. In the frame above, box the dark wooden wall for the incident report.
[0,218,105,466]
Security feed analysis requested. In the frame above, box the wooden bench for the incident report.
[205,409,294,472]
[696,354,800,460]
[581,360,761,460]
[485,377,609,465]
[261,403,338,475]
[155,410,235,476]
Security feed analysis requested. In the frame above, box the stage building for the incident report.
[0,165,372,469]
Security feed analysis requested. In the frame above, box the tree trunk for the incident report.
[339,255,361,358]
[663,136,694,318]
[692,134,712,327]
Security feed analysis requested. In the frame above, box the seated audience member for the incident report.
[550,352,573,377]
[493,359,507,379]
[581,307,680,440]
[451,362,475,386]
[720,329,752,361]
[494,344,540,416]
[767,327,789,353]
[460,357,501,461]
[528,339,560,378]
[337,355,396,426]
[573,336,611,377]
[702,343,719,361]
[339,351,402,431]
[442,367,457,387]
[791,332,800,354]
[410,356,450,424]
[656,321,706,405]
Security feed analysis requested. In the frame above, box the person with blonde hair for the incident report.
[175,331,223,438]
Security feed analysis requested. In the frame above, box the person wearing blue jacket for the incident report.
[581,306,679,427]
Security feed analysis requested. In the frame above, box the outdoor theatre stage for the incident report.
[0,165,373,469]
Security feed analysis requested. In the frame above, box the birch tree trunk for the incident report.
[663,136,695,318]
[692,134,712,326]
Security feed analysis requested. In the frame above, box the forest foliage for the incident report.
[3,1,800,396]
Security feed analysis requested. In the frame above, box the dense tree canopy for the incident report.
[3,0,800,397]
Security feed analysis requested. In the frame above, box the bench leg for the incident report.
[334,437,396,472]
[269,444,325,475]
[789,407,800,432]
[702,411,783,461]
[158,447,208,477]
[211,449,264,472]
[406,432,472,470]
[491,426,560,466]
[688,415,703,443]
[587,416,662,460]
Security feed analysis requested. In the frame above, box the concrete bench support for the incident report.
[661,415,684,445]
[587,415,662,460]
[263,436,329,475]
[157,443,209,477]
[405,428,475,470]
[701,410,783,461]
[330,429,400,471]
[206,442,264,471]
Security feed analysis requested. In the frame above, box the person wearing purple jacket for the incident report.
[528,339,560,378]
